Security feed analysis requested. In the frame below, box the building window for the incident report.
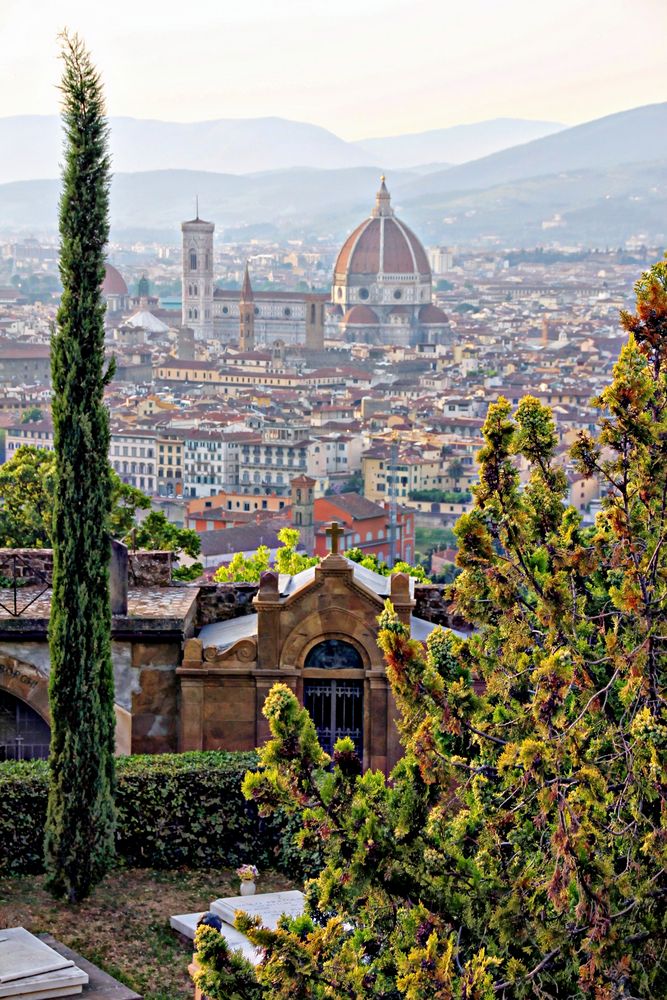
[190,251,197,270]
[359,287,369,300]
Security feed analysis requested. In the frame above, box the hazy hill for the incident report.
[399,103,667,198]
[1,159,664,248]
[0,115,374,184]
[0,114,565,184]
[400,161,667,246]
[356,118,564,167]
[0,167,418,240]
[1,105,665,247]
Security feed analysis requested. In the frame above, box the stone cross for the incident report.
[326,521,344,555]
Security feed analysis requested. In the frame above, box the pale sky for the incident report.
[1,0,666,139]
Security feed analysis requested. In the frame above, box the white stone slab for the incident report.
[0,930,74,984]
[210,890,305,931]
[169,913,261,966]
[4,985,82,1000]
[0,965,87,998]
[169,913,205,939]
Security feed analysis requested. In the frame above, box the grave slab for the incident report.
[3,986,82,1000]
[36,938,141,1000]
[210,890,305,931]
[0,930,74,984]
[0,964,87,998]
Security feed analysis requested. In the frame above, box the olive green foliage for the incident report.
[0,446,150,547]
[45,33,117,902]
[202,262,667,998]
[408,488,472,503]
[0,751,320,878]
[193,924,263,1000]
[346,547,430,582]
[213,527,318,583]
[0,447,56,547]
[21,406,44,423]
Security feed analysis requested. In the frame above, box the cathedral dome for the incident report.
[334,179,430,282]
[101,263,128,297]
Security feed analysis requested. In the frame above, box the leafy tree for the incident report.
[213,527,318,583]
[200,261,667,997]
[109,476,151,539]
[213,544,272,584]
[346,547,430,582]
[274,527,318,576]
[0,446,150,547]
[44,33,117,902]
[0,447,55,547]
[21,406,44,423]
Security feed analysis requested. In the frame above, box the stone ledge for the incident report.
[36,934,142,1000]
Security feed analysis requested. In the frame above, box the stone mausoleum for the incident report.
[0,533,457,773]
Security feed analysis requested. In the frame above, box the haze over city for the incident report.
[2,0,666,136]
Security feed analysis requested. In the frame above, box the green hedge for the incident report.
[0,751,319,878]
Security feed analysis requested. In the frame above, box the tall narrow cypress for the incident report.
[44,32,116,902]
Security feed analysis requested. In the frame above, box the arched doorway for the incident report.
[0,690,51,760]
[303,640,364,758]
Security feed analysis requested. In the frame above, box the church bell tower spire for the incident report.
[239,261,255,352]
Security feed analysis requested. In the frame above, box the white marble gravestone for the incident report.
[0,929,88,999]
[210,890,305,931]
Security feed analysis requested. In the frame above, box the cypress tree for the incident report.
[44,32,116,902]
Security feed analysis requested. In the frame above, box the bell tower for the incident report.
[290,475,316,555]
[239,262,255,352]
[181,203,214,341]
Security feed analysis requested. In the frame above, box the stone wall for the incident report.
[192,579,467,632]
[0,548,174,588]
[128,550,174,588]
[0,549,53,585]
[412,584,469,632]
[195,582,259,627]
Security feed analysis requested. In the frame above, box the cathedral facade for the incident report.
[181,215,326,348]
[180,179,447,348]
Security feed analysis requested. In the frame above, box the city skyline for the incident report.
[1,0,666,140]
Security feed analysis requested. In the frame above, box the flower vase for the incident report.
[240,880,256,896]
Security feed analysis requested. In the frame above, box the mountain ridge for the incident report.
[0,114,566,183]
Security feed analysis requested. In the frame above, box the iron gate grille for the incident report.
[0,690,51,760]
[304,680,363,758]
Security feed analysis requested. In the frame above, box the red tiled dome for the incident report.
[419,303,448,324]
[343,305,379,325]
[335,217,430,279]
[101,263,128,297]
[334,180,430,281]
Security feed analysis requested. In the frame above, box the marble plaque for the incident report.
[0,930,74,984]
[211,890,305,931]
